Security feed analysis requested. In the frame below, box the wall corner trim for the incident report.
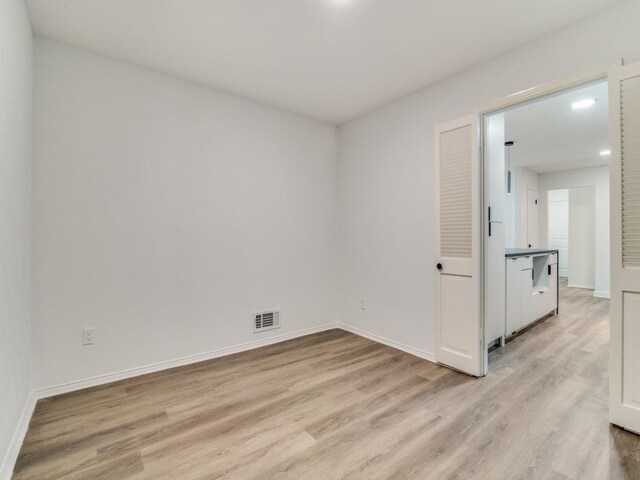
[0,391,38,480]
[337,323,437,363]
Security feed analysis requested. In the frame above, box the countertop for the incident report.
[505,248,559,258]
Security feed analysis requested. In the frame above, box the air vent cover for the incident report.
[253,309,281,333]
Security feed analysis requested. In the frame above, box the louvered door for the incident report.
[610,62,640,434]
[435,116,482,376]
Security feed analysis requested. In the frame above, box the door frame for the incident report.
[475,60,620,375]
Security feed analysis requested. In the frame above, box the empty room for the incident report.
[3,0,640,479]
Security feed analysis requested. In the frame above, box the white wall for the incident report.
[568,186,596,289]
[0,0,33,475]
[505,185,516,248]
[509,167,539,249]
[337,1,639,356]
[539,166,610,297]
[33,38,339,389]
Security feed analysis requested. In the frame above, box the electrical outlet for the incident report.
[82,327,95,345]
[360,297,366,310]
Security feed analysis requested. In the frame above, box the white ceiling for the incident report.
[26,0,625,124]
[504,81,609,174]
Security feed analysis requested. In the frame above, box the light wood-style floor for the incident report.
[13,283,640,479]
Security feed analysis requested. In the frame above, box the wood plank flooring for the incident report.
[13,283,640,479]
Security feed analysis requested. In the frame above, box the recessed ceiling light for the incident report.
[571,99,596,110]
[600,149,611,156]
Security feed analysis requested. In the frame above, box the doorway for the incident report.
[447,60,640,436]
[482,79,610,355]
[548,186,599,290]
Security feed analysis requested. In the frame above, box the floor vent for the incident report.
[254,309,281,333]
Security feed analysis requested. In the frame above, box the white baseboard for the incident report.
[337,323,436,363]
[567,283,595,290]
[0,391,37,480]
[32,323,437,401]
[594,291,611,299]
[34,323,339,399]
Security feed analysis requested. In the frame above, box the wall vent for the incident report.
[253,309,281,333]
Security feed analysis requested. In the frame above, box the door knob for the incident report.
[436,263,443,271]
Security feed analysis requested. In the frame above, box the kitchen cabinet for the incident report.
[505,249,559,338]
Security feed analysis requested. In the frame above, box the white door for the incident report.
[610,62,640,434]
[435,115,482,377]
[527,187,539,248]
